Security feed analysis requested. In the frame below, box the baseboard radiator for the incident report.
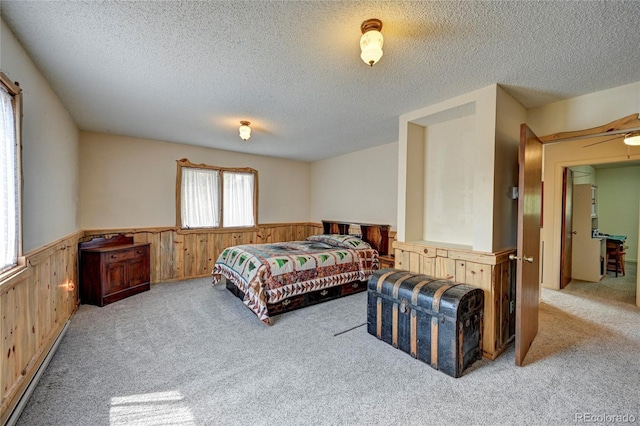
[4,320,70,426]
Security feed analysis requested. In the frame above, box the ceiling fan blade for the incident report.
[583,135,622,148]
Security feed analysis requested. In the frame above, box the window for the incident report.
[176,158,258,230]
[0,72,22,273]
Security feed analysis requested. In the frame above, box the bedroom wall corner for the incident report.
[493,85,526,251]
[309,142,398,229]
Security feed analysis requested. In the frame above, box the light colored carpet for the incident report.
[16,264,640,425]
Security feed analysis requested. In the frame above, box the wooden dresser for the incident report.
[79,234,150,306]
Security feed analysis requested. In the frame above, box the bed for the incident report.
[212,220,390,324]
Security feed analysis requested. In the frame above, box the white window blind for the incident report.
[0,86,18,272]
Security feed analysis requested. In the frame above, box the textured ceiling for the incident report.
[2,1,640,162]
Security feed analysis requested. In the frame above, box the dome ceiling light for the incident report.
[623,132,640,146]
[239,121,251,141]
[360,19,383,67]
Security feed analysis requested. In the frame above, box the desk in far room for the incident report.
[603,234,627,277]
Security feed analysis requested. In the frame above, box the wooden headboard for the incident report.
[321,220,390,256]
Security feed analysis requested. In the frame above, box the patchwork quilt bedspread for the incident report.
[212,236,378,324]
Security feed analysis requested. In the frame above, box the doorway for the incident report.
[560,161,640,306]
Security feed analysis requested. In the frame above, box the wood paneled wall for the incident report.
[393,241,516,360]
[82,223,324,284]
[0,231,81,425]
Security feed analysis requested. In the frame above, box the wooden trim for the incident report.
[24,230,83,258]
[175,158,259,230]
[0,266,30,296]
[393,241,514,266]
[176,158,257,174]
[254,171,259,227]
[539,113,640,144]
[84,226,177,236]
[0,72,21,95]
[83,222,322,237]
[175,159,184,228]
[79,234,133,250]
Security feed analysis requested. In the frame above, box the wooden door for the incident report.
[515,124,543,366]
[560,168,574,288]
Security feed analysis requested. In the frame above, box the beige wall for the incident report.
[493,85,526,250]
[530,81,640,289]
[423,114,475,247]
[403,123,425,241]
[309,142,397,228]
[80,132,311,229]
[528,82,640,136]
[1,18,80,252]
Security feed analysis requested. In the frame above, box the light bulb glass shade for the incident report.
[360,30,383,66]
[239,122,251,141]
[624,133,640,146]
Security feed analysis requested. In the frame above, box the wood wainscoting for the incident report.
[82,223,324,284]
[0,221,393,422]
[393,241,516,360]
[0,231,81,425]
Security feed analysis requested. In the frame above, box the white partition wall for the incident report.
[397,84,524,253]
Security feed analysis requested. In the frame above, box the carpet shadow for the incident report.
[520,301,618,366]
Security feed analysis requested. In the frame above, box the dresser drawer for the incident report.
[341,280,367,295]
[104,246,147,264]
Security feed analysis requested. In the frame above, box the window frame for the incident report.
[0,72,24,276]
[175,158,258,233]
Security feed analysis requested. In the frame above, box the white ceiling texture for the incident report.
[2,1,640,162]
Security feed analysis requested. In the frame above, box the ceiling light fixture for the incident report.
[623,131,640,146]
[239,121,251,141]
[360,19,383,67]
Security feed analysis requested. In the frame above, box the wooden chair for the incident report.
[606,241,626,277]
